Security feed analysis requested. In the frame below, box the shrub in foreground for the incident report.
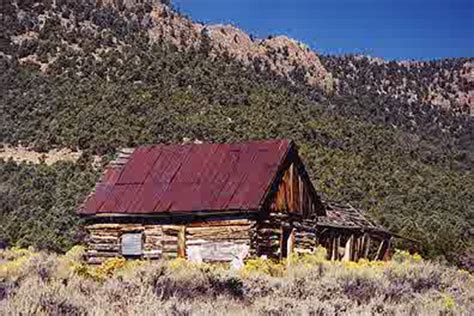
[0,247,473,315]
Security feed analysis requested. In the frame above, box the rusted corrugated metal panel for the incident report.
[97,185,125,213]
[81,184,109,213]
[78,139,292,215]
[116,146,161,185]
[229,142,289,210]
[100,168,121,184]
[115,185,143,213]
[214,144,256,209]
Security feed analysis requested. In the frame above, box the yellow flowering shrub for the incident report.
[392,249,423,263]
[73,257,138,281]
[0,247,37,280]
[64,245,86,261]
[443,294,456,310]
[0,253,30,279]
[0,247,33,261]
[168,257,190,271]
[241,257,286,277]
[286,246,328,267]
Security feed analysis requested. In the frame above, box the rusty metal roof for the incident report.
[79,139,292,215]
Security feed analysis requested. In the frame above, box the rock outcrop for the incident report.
[146,4,333,92]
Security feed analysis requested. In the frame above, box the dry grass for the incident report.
[0,247,472,315]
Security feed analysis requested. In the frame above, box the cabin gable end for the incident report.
[261,144,325,218]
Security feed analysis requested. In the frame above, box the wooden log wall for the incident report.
[185,219,252,263]
[86,220,390,264]
[293,220,318,254]
[85,219,255,264]
[86,223,156,264]
[161,225,181,259]
[250,218,281,259]
[250,212,319,259]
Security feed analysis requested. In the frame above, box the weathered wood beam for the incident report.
[342,235,354,261]
[177,225,186,258]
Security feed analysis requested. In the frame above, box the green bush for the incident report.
[0,159,99,252]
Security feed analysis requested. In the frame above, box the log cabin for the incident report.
[77,139,391,264]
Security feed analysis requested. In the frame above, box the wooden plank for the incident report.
[279,226,286,260]
[144,230,162,235]
[383,238,392,260]
[186,230,249,238]
[363,234,371,259]
[336,236,341,260]
[162,244,178,251]
[145,236,162,243]
[186,226,250,234]
[342,235,353,261]
[87,224,123,230]
[161,239,179,246]
[375,239,389,260]
[89,231,121,237]
[330,237,336,261]
[289,163,294,211]
[353,236,359,261]
[144,225,162,230]
[143,250,162,258]
[187,235,249,241]
[120,228,145,233]
[186,239,249,246]
[88,236,119,244]
[177,225,186,258]
[162,225,184,231]
[187,241,250,263]
[187,219,252,227]
[299,175,304,215]
[89,243,119,252]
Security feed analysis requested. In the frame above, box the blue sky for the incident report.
[172,0,474,61]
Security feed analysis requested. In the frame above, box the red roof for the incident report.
[79,139,292,215]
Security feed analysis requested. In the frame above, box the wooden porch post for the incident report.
[177,225,186,258]
[342,235,353,261]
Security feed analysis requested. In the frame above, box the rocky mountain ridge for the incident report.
[3,0,472,114]
[2,0,332,91]
[322,55,473,114]
[112,1,474,113]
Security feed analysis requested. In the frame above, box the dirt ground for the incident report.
[0,145,101,166]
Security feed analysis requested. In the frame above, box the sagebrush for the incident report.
[0,247,473,315]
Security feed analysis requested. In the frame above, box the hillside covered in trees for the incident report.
[0,0,473,269]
